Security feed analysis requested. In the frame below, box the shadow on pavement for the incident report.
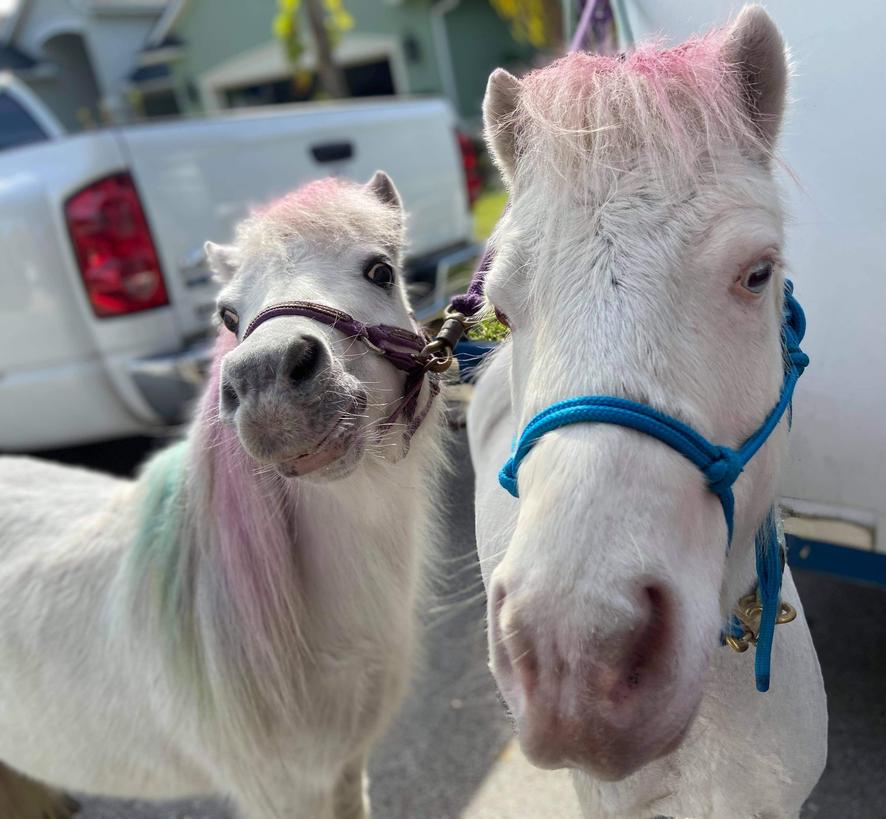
[31,436,163,477]
[368,430,512,819]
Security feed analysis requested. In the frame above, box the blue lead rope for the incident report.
[721,511,785,692]
[753,511,784,691]
[498,282,808,692]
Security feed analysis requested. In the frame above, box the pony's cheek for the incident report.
[344,358,402,421]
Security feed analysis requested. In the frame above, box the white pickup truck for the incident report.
[0,72,479,451]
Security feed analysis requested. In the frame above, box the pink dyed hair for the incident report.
[234,176,402,259]
[513,31,764,182]
[189,331,310,725]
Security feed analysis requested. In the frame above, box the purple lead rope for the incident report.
[570,0,603,52]
[449,236,499,319]
[443,0,605,332]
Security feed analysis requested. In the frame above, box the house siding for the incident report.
[167,0,536,125]
[444,0,536,121]
[7,0,162,126]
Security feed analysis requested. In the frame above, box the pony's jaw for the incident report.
[273,395,369,480]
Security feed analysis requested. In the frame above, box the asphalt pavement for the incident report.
[31,430,886,819]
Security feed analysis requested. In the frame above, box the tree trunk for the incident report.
[304,0,348,98]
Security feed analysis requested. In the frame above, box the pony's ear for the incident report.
[722,5,788,152]
[365,170,403,212]
[483,68,522,183]
[204,241,240,283]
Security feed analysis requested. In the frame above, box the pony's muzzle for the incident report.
[489,577,687,779]
[221,333,326,415]
[218,332,356,467]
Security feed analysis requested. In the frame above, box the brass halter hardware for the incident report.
[420,308,477,373]
[724,592,797,653]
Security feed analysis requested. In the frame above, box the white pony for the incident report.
[468,7,827,818]
[0,172,444,819]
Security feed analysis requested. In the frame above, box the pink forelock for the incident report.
[540,31,730,98]
[516,29,756,176]
[254,177,351,218]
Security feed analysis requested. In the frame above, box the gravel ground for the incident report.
[26,431,886,819]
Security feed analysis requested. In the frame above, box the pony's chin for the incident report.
[274,428,365,481]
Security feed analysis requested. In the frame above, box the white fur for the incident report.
[0,173,444,819]
[468,7,826,818]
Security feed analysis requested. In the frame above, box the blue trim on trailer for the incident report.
[786,535,886,588]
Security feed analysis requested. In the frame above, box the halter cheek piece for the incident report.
[237,300,440,452]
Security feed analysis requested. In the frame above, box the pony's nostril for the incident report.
[286,336,322,386]
[616,585,671,700]
[491,582,541,697]
[220,379,240,415]
[643,585,667,620]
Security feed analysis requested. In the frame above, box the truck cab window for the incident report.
[0,92,49,152]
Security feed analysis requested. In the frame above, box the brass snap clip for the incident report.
[421,338,456,373]
[724,592,797,653]
[420,308,475,373]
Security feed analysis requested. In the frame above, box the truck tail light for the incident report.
[456,131,483,208]
[65,172,169,318]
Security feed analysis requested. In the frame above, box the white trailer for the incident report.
[616,0,886,575]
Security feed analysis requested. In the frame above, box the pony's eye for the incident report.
[742,261,774,294]
[219,306,239,333]
[364,261,395,289]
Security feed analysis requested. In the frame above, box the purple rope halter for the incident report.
[241,300,440,448]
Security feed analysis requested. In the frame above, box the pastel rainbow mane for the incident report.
[126,330,312,732]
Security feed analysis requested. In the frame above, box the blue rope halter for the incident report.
[499,281,808,692]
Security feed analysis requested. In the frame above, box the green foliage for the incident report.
[490,0,563,49]
[273,0,354,65]
[468,315,510,342]
[466,189,511,342]
[473,188,509,242]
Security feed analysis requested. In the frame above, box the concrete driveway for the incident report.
[33,430,886,819]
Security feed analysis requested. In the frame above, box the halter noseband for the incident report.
[240,300,440,450]
[500,284,807,532]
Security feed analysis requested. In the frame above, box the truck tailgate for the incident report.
[117,98,474,339]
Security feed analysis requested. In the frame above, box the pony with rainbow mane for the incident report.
[0,171,445,819]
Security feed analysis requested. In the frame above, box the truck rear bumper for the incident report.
[0,340,214,451]
[0,358,149,451]
[127,341,214,424]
